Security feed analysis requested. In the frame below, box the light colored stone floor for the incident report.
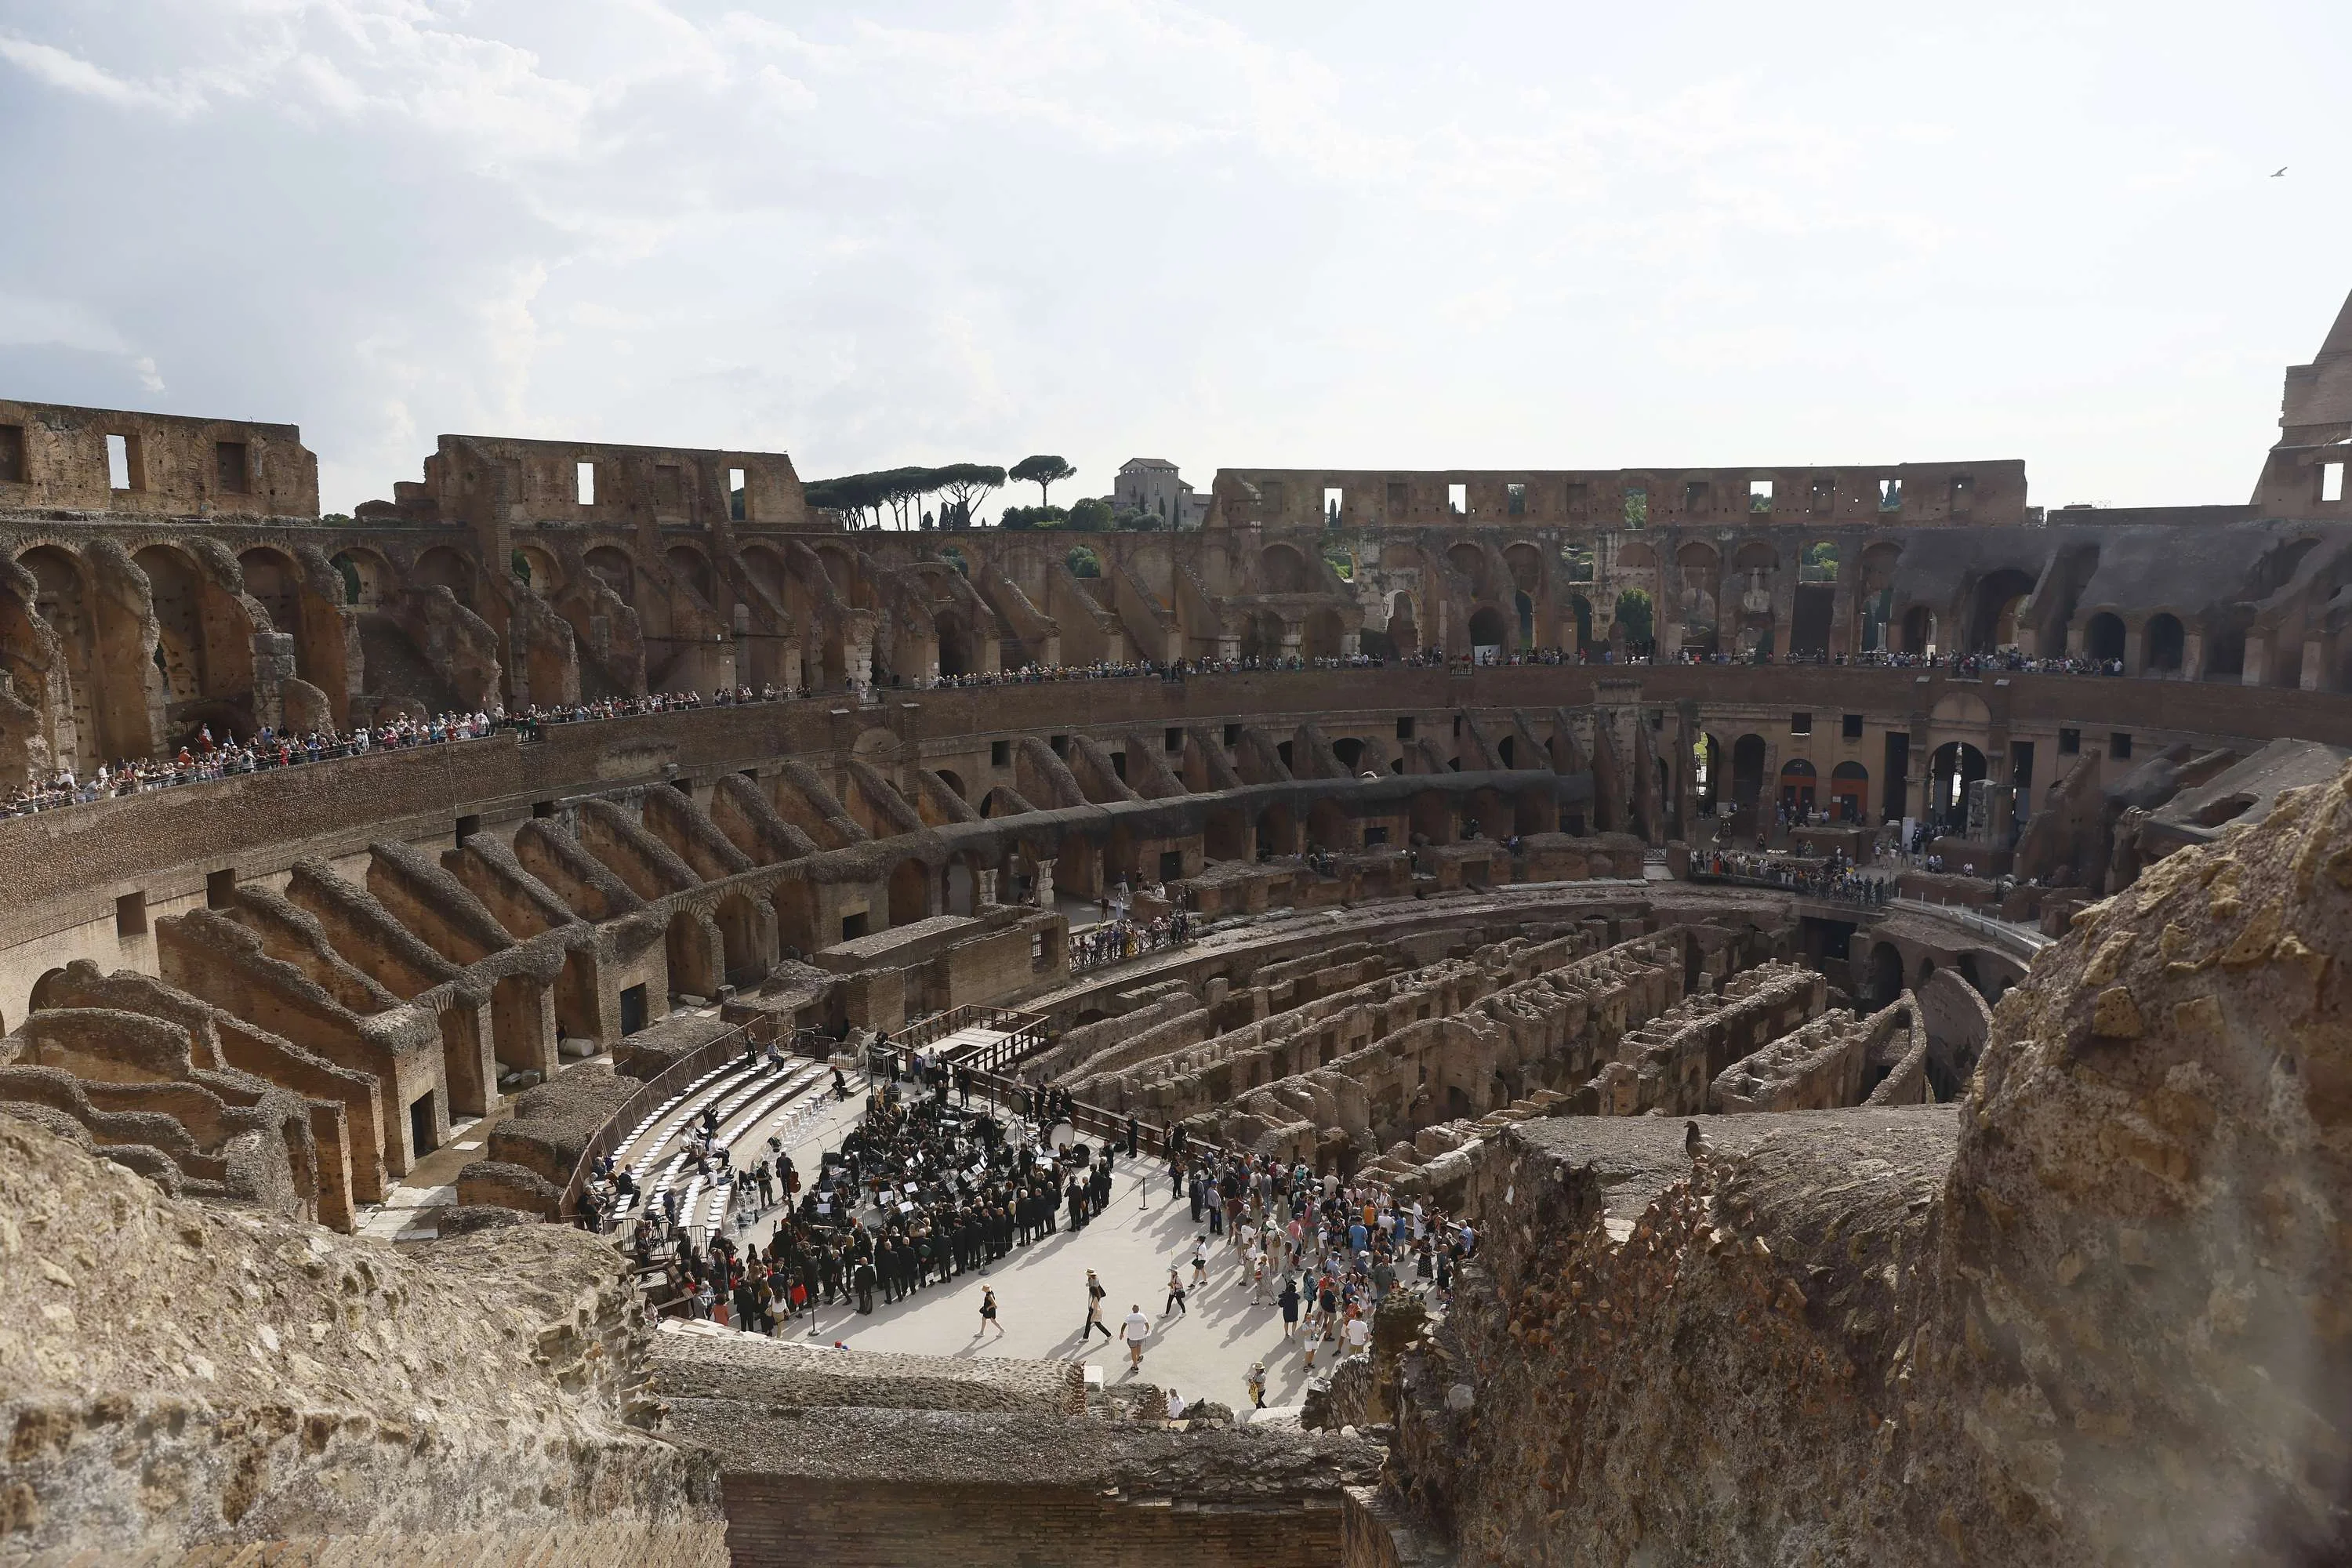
[747,1160,1329,1415]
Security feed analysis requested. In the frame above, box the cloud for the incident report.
[0,0,2345,512]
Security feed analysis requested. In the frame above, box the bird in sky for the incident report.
[2273,166,2289,177]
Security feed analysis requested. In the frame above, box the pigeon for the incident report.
[1686,1120,1713,1161]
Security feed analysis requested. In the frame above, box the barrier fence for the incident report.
[559,1014,780,1219]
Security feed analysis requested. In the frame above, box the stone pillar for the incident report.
[977,868,998,907]
[2302,637,2327,692]
[250,630,297,733]
[1033,857,1055,909]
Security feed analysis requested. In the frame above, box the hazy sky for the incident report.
[2,1,2347,515]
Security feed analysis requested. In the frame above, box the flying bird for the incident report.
[2273,167,2288,177]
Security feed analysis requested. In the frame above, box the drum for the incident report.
[1048,1119,1076,1152]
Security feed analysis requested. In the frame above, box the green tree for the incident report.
[1000,504,1068,531]
[1613,588,1654,646]
[1067,496,1115,532]
[933,463,1007,530]
[1066,544,1102,577]
[1009,454,1076,506]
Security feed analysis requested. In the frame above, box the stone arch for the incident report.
[2145,612,2186,672]
[329,546,393,608]
[414,546,477,609]
[716,891,768,985]
[585,546,636,600]
[1467,605,1509,650]
[136,543,252,713]
[1965,568,2038,652]
[1255,800,1297,858]
[1301,607,1346,660]
[1731,733,1767,808]
[2082,611,2126,663]
[1777,757,1818,816]
[1866,942,1904,1005]
[664,544,715,605]
[28,966,66,1014]
[935,608,977,677]
[1260,543,1310,593]
[1901,604,1937,655]
[1386,591,1420,656]
[665,906,717,1001]
[1239,610,1287,662]
[1929,741,1988,832]
[237,546,301,633]
[512,543,563,595]
[1502,540,1544,593]
[1446,542,1490,597]
[1568,593,1595,654]
[1831,760,1870,822]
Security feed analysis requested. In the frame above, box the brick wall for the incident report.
[719,1476,1345,1568]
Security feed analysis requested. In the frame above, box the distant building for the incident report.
[1113,457,1209,529]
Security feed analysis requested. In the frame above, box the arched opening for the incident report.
[1467,606,1509,654]
[716,893,765,985]
[887,859,931,926]
[1965,569,2038,652]
[1306,797,1352,851]
[1333,737,1364,772]
[1409,791,1453,844]
[771,881,819,956]
[665,908,716,1003]
[1901,605,1936,655]
[665,546,715,604]
[1612,588,1654,651]
[27,967,66,1014]
[1831,761,1869,822]
[2082,612,2126,663]
[1386,591,1419,657]
[1301,608,1345,660]
[1513,590,1535,648]
[1255,801,1296,860]
[413,546,477,609]
[1513,787,1552,835]
[935,768,966,800]
[1777,757,1817,818]
[2205,625,2246,681]
[1731,734,1767,808]
[1446,543,1489,597]
[1260,544,1309,593]
[1569,593,1595,655]
[1693,733,1725,815]
[585,546,636,600]
[936,609,975,677]
[1928,742,1989,835]
[237,546,301,633]
[2145,613,2184,673]
[1240,611,1287,662]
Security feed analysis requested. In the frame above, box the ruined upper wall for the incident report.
[363,433,812,532]
[2251,288,2352,520]
[1208,460,2030,532]
[0,400,318,520]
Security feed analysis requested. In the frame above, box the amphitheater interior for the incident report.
[2,291,2350,1566]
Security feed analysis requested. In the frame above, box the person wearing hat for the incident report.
[1245,1360,1268,1410]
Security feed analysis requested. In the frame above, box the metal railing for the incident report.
[885,1004,1051,1077]
[560,1013,780,1220]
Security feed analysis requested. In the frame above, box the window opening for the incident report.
[575,462,596,505]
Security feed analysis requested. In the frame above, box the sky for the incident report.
[1,0,2348,517]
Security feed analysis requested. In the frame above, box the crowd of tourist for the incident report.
[633,1069,1131,1331]
[0,710,506,815]
[1696,848,1893,906]
[1069,909,1196,971]
[1162,1136,1474,1382]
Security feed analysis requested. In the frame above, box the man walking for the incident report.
[1122,1304,1151,1370]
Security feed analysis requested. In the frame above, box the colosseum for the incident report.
[0,289,2347,1568]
